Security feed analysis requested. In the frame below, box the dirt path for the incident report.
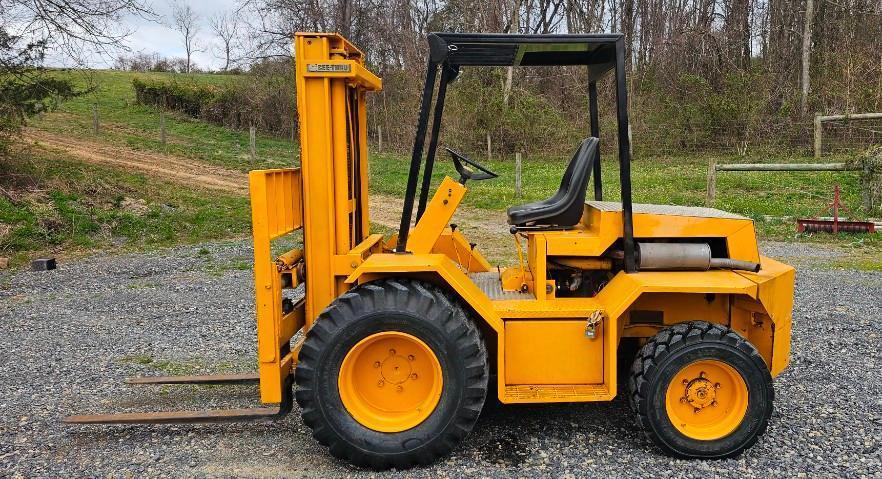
[26,129,513,262]
[26,129,249,194]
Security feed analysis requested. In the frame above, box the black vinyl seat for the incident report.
[507,137,599,228]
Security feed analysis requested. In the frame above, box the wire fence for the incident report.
[820,118,882,155]
[369,117,882,160]
[575,118,879,159]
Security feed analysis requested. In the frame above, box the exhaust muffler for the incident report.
[637,242,760,272]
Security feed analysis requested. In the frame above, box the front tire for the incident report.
[629,321,774,458]
[294,279,488,469]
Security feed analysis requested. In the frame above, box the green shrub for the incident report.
[132,78,218,117]
[132,69,297,137]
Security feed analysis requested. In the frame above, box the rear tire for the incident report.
[628,321,773,458]
[295,279,488,469]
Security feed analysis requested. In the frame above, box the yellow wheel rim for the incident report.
[664,359,749,441]
[338,332,443,433]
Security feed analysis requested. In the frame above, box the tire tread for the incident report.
[628,320,773,459]
[294,278,488,470]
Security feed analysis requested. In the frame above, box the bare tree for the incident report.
[171,1,202,73]
[800,0,815,115]
[237,0,882,155]
[209,10,239,72]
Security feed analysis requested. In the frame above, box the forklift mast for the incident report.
[64,32,385,423]
[249,33,382,402]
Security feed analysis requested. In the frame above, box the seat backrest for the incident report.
[547,141,587,203]
[551,137,598,226]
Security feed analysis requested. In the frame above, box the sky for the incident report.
[47,0,242,70]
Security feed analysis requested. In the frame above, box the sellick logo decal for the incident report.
[307,63,351,73]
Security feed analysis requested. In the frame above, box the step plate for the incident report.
[469,272,532,300]
[503,384,611,403]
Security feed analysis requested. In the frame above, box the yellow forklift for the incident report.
[67,32,795,469]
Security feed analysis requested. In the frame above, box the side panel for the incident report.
[596,270,759,323]
[625,293,731,327]
[737,256,796,376]
[505,320,604,385]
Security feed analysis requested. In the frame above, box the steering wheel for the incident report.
[444,147,499,184]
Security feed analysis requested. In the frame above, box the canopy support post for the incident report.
[614,39,636,273]
[589,80,602,201]
[397,60,438,252]
[416,65,453,220]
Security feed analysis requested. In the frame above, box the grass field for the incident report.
[4,69,880,267]
[0,146,249,266]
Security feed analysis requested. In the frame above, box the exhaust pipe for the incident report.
[637,243,760,273]
[708,257,762,273]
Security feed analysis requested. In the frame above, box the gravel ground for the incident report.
[1,240,880,478]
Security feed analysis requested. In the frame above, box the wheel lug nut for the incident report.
[693,408,701,414]
[373,361,381,368]
[377,380,384,387]
[682,379,689,386]
[396,385,403,393]
[680,397,687,404]
[408,354,415,361]
[714,383,721,389]
[699,371,706,378]
[389,348,396,355]
[410,373,418,380]
[711,400,718,407]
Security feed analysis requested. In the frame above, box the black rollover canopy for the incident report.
[397,32,637,272]
[427,32,620,80]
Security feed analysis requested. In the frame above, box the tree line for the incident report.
[189,0,882,156]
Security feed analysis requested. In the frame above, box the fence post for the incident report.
[814,114,822,158]
[706,158,717,206]
[515,152,522,198]
[249,126,257,163]
[160,111,166,148]
[378,125,383,153]
[862,161,873,212]
[92,103,99,134]
[486,132,492,160]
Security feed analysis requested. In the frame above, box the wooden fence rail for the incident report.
[706,160,869,209]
